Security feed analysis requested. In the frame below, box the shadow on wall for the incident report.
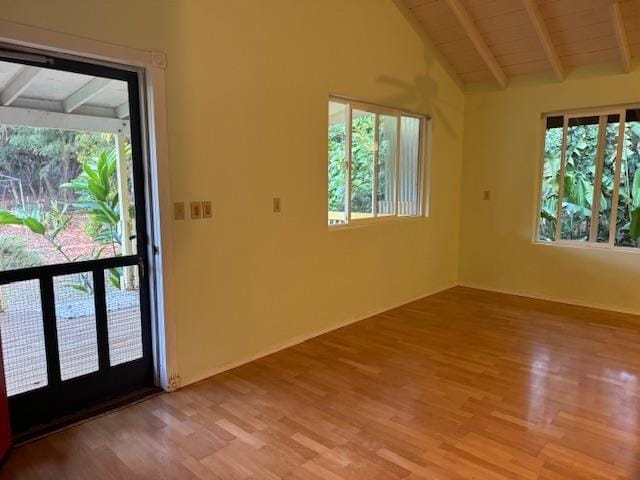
[378,0,462,140]
[375,50,460,140]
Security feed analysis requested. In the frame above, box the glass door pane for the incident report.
[0,59,138,272]
[328,101,348,225]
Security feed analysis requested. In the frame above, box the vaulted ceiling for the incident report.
[400,0,639,88]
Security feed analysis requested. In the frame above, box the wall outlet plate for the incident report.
[190,201,202,219]
[202,201,212,218]
[174,202,185,220]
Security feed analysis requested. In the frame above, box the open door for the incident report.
[0,50,156,438]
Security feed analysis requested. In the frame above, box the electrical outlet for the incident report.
[202,201,212,218]
[174,202,185,220]
[190,201,202,219]
[273,197,281,213]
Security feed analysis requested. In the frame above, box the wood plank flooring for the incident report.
[3,286,640,479]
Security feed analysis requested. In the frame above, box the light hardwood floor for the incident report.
[3,286,640,479]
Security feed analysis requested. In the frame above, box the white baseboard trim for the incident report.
[457,282,640,316]
[178,282,640,390]
[178,284,455,389]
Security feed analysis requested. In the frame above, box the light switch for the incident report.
[174,202,185,220]
[202,201,212,218]
[483,190,491,201]
[273,197,281,213]
[190,201,202,219]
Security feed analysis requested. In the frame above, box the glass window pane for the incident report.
[560,117,600,241]
[328,101,347,225]
[0,72,136,272]
[596,116,620,243]
[398,116,421,216]
[54,272,99,380]
[351,110,375,219]
[0,280,47,396]
[105,266,142,366]
[538,119,563,241]
[615,113,640,247]
[377,115,397,216]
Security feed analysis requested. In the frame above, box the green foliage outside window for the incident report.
[539,118,640,247]
[350,114,375,214]
[538,127,561,241]
[617,123,640,246]
[328,121,346,214]
[0,148,128,291]
[328,115,393,215]
[561,123,599,241]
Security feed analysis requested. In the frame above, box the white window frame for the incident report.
[328,95,429,228]
[534,104,640,252]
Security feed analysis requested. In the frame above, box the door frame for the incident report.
[0,20,178,392]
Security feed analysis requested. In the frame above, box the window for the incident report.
[537,107,640,249]
[328,97,427,226]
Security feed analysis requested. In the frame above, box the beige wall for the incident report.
[0,0,464,383]
[459,65,640,314]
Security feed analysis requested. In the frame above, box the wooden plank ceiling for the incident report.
[401,0,640,87]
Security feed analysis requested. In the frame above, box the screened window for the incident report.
[537,107,640,249]
[328,98,426,226]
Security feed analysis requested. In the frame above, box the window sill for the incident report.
[328,215,426,230]
[533,239,640,253]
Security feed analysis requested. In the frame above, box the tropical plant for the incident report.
[561,123,598,240]
[539,120,640,246]
[328,115,393,214]
[0,203,73,262]
[61,151,120,250]
[0,146,129,291]
[328,121,347,213]
[619,123,640,245]
[538,127,562,241]
[61,149,128,289]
